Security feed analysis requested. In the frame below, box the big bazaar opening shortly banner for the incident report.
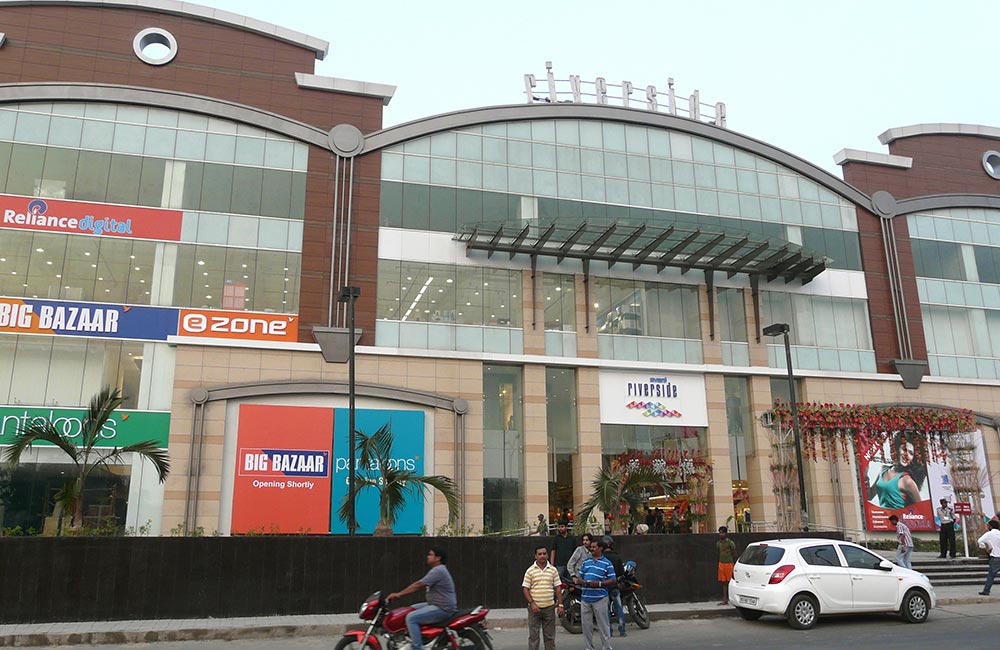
[232,405,425,535]
[232,404,334,534]
[859,429,996,531]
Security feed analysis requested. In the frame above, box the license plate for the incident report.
[738,596,758,606]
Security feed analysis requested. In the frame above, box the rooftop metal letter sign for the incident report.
[524,61,727,128]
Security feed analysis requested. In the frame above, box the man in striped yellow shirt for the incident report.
[522,545,564,650]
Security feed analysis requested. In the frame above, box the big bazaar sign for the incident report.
[1,194,183,241]
[0,297,298,343]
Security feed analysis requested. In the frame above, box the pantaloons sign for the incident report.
[0,408,170,448]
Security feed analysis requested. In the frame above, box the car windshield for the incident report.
[737,544,785,566]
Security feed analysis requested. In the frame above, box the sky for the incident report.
[198,0,998,175]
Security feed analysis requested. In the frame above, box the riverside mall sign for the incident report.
[523,61,727,127]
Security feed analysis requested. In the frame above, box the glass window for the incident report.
[261,170,293,219]
[231,167,264,216]
[200,164,234,214]
[543,273,575,331]
[719,288,747,342]
[483,364,524,533]
[737,545,785,566]
[839,545,884,570]
[6,144,45,196]
[800,544,841,567]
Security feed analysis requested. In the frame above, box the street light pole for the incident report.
[338,286,361,535]
[763,322,809,531]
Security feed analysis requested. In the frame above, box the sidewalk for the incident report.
[0,586,991,647]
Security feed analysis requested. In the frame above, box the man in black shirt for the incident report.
[549,519,577,580]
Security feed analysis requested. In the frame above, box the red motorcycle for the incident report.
[335,591,493,650]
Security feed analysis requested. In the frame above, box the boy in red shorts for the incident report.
[717,526,736,605]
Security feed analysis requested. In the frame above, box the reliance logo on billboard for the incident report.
[0,193,183,241]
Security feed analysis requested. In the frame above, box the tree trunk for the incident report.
[373,519,394,537]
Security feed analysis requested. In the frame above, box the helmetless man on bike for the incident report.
[387,548,458,650]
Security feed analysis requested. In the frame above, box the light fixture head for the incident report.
[762,322,790,337]
[337,285,361,303]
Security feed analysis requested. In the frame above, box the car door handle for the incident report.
[807,575,820,579]
[852,576,863,581]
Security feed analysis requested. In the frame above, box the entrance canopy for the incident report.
[454,220,827,284]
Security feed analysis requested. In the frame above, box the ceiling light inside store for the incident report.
[197,260,205,265]
[35,248,43,253]
[401,276,434,321]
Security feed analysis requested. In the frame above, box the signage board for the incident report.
[598,370,708,427]
[0,407,170,448]
[231,404,334,535]
[954,502,972,515]
[178,308,299,343]
[1,296,299,344]
[0,193,183,242]
[0,297,178,340]
[330,409,425,535]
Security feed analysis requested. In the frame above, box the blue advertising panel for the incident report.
[0,297,178,341]
[330,408,425,535]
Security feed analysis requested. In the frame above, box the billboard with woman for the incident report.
[859,431,935,531]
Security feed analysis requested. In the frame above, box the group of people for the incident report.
[890,500,1000,597]
[523,521,628,650]
[379,508,1000,650]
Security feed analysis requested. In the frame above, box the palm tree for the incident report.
[2,385,170,535]
[338,422,460,536]
[576,463,673,535]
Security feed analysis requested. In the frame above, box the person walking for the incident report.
[387,548,457,650]
[716,526,737,605]
[601,536,627,637]
[889,514,914,569]
[936,498,957,559]
[536,513,548,535]
[976,519,1000,595]
[575,537,616,650]
[549,520,577,580]
[522,545,563,650]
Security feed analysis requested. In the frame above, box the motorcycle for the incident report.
[335,591,494,650]
[558,579,583,634]
[618,560,650,629]
[559,560,649,633]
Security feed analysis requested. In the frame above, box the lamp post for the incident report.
[338,285,361,535]
[763,322,809,531]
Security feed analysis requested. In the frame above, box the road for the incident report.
[21,603,999,650]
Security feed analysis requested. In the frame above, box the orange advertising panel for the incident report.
[231,404,332,534]
[178,309,298,342]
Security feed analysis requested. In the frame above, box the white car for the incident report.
[728,538,936,630]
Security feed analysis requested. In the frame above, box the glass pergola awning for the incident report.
[453,220,828,284]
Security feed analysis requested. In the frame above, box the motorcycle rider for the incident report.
[387,548,457,650]
[601,536,627,637]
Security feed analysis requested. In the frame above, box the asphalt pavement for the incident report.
[4,602,997,650]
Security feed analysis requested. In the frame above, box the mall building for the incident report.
[0,0,997,538]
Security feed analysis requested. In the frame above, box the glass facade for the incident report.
[909,208,1000,378]
[546,367,577,518]
[0,102,305,314]
[761,291,875,372]
[380,120,862,270]
[483,364,524,533]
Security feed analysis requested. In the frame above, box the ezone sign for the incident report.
[178,309,298,342]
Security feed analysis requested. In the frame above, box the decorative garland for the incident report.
[771,402,975,464]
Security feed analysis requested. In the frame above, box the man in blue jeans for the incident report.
[388,548,457,650]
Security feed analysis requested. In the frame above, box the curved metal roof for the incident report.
[454,220,827,284]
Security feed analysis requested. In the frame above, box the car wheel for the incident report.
[786,594,818,630]
[900,589,929,623]
[736,606,763,621]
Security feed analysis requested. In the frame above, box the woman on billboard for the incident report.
[866,432,927,508]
